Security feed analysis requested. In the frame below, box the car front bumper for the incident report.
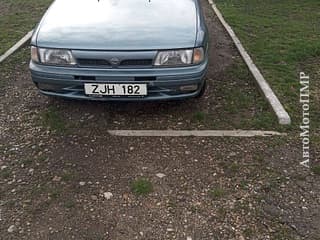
[29,60,208,101]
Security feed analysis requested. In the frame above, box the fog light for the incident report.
[180,84,198,92]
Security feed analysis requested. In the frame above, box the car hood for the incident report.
[36,0,198,50]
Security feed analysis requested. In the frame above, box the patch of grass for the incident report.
[193,111,206,122]
[312,135,320,145]
[239,180,249,190]
[271,225,295,240]
[219,161,242,176]
[215,0,320,129]
[243,228,254,238]
[37,156,48,162]
[30,184,48,197]
[131,178,153,195]
[0,168,11,179]
[61,171,74,182]
[0,0,52,55]
[221,62,256,115]
[265,136,288,148]
[4,199,16,208]
[64,199,76,209]
[261,176,286,193]
[250,110,278,129]
[29,183,67,201]
[311,165,320,175]
[209,187,225,200]
[41,106,66,133]
[216,60,280,130]
[0,47,30,89]
[189,205,198,214]
[229,163,241,173]
[61,171,79,182]
[304,58,320,131]
[49,188,62,200]
[224,89,252,114]
[21,158,33,166]
[253,153,264,163]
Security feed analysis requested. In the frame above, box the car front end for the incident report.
[29,0,208,101]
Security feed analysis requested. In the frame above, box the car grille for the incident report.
[77,59,111,67]
[120,59,153,66]
[77,58,153,68]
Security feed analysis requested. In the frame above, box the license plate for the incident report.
[84,83,147,96]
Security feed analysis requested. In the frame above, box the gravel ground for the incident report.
[0,0,319,239]
[1,134,319,240]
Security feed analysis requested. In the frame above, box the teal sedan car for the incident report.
[30,0,209,101]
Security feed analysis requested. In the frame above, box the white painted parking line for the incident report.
[0,30,33,64]
[207,0,291,125]
[108,130,286,137]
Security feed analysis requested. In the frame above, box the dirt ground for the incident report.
[0,0,319,239]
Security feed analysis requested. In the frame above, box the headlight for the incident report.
[35,47,76,66]
[154,47,204,67]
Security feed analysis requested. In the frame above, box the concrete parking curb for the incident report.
[108,130,286,137]
[207,0,291,125]
[0,30,33,64]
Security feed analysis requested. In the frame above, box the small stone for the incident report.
[187,237,192,240]
[167,228,174,232]
[1,166,8,170]
[103,192,113,200]
[91,195,98,201]
[123,193,129,200]
[79,181,86,186]
[8,225,16,233]
[52,176,61,182]
[238,234,245,240]
[156,173,166,178]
